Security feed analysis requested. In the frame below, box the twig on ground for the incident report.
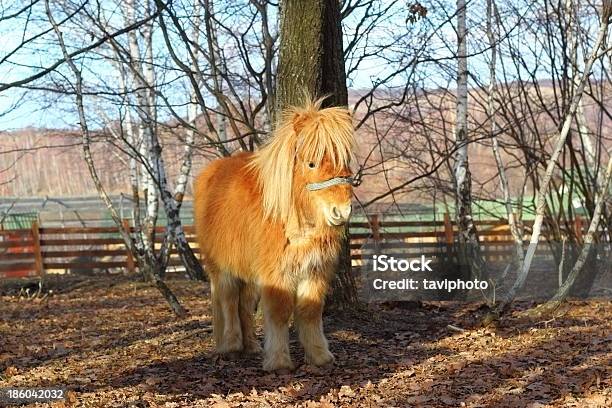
[447,324,466,333]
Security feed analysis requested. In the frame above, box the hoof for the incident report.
[305,349,335,367]
[216,333,244,355]
[263,354,295,372]
[243,339,263,354]
[218,350,242,360]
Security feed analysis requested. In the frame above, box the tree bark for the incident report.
[454,0,487,284]
[277,0,347,111]
[123,1,204,281]
[277,0,356,308]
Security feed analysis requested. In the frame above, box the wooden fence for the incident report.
[0,215,585,279]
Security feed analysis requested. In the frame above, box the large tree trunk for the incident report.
[277,0,347,110]
[277,0,356,308]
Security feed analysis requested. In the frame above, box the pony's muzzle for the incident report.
[327,202,352,226]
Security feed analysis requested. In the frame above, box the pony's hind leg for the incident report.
[239,282,262,354]
[210,278,224,350]
[261,285,295,371]
[207,263,224,349]
[212,270,244,355]
[295,277,334,367]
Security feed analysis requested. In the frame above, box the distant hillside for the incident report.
[2,85,610,209]
[0,128,207,197]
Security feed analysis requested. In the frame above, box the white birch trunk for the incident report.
[114,58,143,240]
[160,7,204,279]
[454,0,485,281]
[566,0,599,191]
[124,0,159,249]
[455,0,469,227]
[45,0,185,315]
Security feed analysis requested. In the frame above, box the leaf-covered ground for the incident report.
[1,276,610,407]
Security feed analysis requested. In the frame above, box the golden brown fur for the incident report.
[194,98,355,371]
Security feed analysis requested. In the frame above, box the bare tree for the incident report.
[531,150,612,316]
[494,1,611,313]
[44,0,187,315]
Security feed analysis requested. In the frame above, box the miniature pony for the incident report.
[194,98,355,371]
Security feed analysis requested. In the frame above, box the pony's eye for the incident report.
[308,162,316,169]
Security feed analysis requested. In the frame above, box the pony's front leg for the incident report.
[295,277,334,367]
[261,285,295,371]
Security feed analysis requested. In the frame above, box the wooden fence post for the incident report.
[122,219,135,274]
[444,212,454,260]
[371,214,380,249]
[31,221,44,277]
[574,215,583,244]
[443,212,454,245]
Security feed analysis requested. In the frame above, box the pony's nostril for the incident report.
[331,206,341,219]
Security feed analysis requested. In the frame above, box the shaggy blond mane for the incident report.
[249,98,355,223]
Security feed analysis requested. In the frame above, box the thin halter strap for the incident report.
[306,176,355,191]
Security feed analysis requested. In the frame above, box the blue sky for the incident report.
[0,0,581,132]
[0,0,447,131]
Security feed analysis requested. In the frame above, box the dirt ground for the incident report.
[0,276,610,407]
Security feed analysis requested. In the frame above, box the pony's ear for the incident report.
[292,111,312,134]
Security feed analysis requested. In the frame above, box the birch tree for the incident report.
[45,0,187,315]
[96,0,204,282]
[454,0,486,282]
[479,0,527,323]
